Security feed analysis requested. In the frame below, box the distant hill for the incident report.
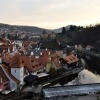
[0,23,70,34]
[53,25,70,33]
[71,24,100,45]
[0,23,52,34]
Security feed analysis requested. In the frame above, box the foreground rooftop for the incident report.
[42,83,100,100]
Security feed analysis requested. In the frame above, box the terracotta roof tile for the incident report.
[3,49,63,72]
[21,56,45,72]
[10,53,24,68]
[1,64,20,83]
[0,66,9,85]
[64,55,79,64]
[53,57,61,68]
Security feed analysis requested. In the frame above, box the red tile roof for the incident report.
[3,50,63,72]
[53,57,61,68]
[0,38,11,44]
[2,64,20,83]
[22,41,37,48]
[63,55,79,64]
[9,53,24,68]
[0,66,9,85]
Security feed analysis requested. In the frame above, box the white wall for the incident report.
[11,67,24,84]
[15,41,22,47]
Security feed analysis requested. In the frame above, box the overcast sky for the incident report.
[0,0,100,29]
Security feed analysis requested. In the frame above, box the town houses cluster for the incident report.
[0,37,79,93]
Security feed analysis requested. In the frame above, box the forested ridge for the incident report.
[58,24,100,45]
[72,24,100,45]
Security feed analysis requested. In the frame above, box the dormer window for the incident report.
[31,60,34,62]
[32,66,35,68]
[36,65,38,67]
[22,61,24,63]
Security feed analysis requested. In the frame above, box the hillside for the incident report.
[0,23,52,34]
[53,25,70,33]
[0,23,70,34]
[72,24,100,45]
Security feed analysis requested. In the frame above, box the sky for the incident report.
[0,0,100,29]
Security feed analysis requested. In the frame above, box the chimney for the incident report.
[48,51,50,55]
[31,52,34,56]
[38,48,40,51]
[8,47,10,53]
[46,48,48,51]
[40,52,42,56]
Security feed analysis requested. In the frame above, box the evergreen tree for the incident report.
[7,34,11,39]
[69,25,77,31]
[62,27,67,35]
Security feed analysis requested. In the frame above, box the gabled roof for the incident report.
[0,38,11,44]
[3,49,62,72]
[20,56,36,72]
[53,57,61,68]
[1,64,20,83]
[21,55,45,72]
[63,55,79,64]
[0,66,9,85]
[9,53,24,68]
[0,45,13,53]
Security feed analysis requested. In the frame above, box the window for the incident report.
[31,60,34,62]
[22,61,24,63]
[32,66,35,68]
[69,58,73,60]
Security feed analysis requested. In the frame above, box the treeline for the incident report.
[72,24,100,45]
[57,24,100,46]
[55,25,82,43]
